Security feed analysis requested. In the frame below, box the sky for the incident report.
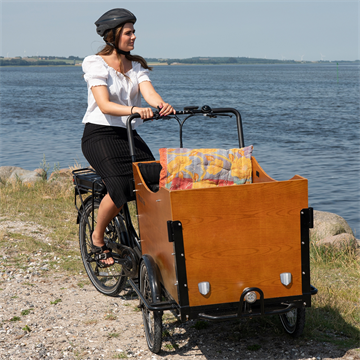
[0,0,359,61]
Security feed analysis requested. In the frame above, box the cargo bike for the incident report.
[73,106,318,353]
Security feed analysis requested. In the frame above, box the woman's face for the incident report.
[118,23,136,51]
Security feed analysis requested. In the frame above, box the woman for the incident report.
[81,8,175,266]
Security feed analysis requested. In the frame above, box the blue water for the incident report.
[0,64,359,235]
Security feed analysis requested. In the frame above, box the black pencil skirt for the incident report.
[81,123,155,208]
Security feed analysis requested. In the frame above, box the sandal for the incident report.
[91,243,115,268]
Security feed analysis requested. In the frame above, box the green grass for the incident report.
[162,329,171,337]
[107,332,120,339]
[21,309,33,316]
[0,178,83,275]
[192,320,209,330]
[50,299,62,305]
[306,242,360,347]
[113,353,127,359]
[22,325,31,332]
[104,309,117,320]
[164,343,178,350]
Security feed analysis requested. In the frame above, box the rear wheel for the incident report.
[79,198,127,296]
[279,307,305,338]
[140,261,162,353]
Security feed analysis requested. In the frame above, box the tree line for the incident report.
[0,58,72,66]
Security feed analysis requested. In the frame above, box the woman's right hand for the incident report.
[132,107,153,119]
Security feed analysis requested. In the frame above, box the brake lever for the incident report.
[204,114,217,118]
[204,113,233,118]
[150,110,172,121]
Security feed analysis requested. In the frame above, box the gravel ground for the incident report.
[1,220,359,360]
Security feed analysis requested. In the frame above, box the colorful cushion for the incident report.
[159,146,253,190]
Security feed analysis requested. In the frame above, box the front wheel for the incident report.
[79,198,127,296]
[140,261,162,353]
[279,307,305,338]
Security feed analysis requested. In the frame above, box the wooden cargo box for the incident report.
[133,157,308,308]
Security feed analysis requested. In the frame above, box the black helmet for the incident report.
[95,8,136,37]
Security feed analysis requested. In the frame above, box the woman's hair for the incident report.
[97,26,153,74]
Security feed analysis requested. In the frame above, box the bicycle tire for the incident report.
[279,307,305,338]
[79,198,127,296]
[140,261,163,353]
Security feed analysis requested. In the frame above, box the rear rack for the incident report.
[72,167,106,195]
[72,167,107,230]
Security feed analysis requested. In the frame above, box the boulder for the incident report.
[0,166,18,183]
[9,168,42,185]
[48,168,73,181]
[0,166,42,185]
[310,210,354,242]
[318,233,359,249]
[34,168,47,179]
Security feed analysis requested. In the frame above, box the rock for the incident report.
[34,168,47,179]
[310,210,354,242]
[48,168,73,182]
[318,233,360,249]
[0,166,19,183]
[0,166,42,185]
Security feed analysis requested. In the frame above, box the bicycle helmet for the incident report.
[95,8,137,55]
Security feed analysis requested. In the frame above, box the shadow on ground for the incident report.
[120,288,360,360]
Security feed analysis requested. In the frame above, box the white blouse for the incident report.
[82,55,151,129]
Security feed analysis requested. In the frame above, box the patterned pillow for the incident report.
[159,146,253,190]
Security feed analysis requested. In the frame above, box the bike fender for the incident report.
[141,255,162,303]
[76,195,93,224]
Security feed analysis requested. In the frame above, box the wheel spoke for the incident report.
[79,197,127,296]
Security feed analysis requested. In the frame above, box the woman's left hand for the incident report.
[158,102,176,116]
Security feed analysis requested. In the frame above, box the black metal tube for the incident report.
[91,182,95,232]
[126,107,245,163]
[211,108,245,148]
[238,287,264,317]
[198,303,296,321]
[174,108,245,148]
[198,313,238,321]
[128,279,178,311]
[310,285,318,295]
[126,113,142,162]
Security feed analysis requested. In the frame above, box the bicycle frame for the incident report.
[126,107,317,320]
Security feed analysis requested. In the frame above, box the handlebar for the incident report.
[126,106,245,163]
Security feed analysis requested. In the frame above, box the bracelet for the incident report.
[131,106,135,114]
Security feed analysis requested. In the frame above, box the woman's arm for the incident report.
[91,85,154,119]
[139,81,175,116]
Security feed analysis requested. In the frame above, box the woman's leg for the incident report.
[92,194,122,266]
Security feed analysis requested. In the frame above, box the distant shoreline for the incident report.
[1,56,359,67]
[1,62,360,68]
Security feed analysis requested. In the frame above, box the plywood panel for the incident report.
[169,178,308,307]
[133,162,178,302]
[252,157,276,183]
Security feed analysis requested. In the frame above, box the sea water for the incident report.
[0,64,359,234]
